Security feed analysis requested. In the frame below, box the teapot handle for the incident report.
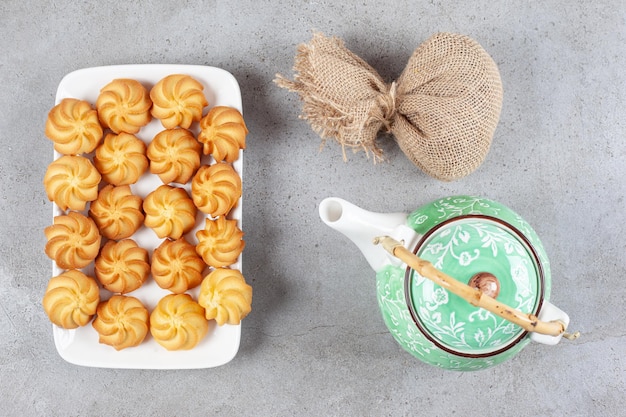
[374,236,580,341]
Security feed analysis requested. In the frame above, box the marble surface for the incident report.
[1,1,624,416]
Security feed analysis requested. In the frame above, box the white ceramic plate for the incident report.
[49,64,244,369]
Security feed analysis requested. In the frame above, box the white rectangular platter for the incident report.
[49,64,244,369]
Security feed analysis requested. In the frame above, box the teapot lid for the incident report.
[406,215,545,357]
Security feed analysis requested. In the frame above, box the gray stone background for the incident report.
[1,1,624,416]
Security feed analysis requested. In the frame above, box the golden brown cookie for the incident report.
[92,295,149,350]
[151,237,206,294]
[150,293,209,351]
[93,132,148,186]
[150,74,208,129]
[143,185,197,239]
[45,98,103,155]
[96,78,152,134]
[195,216,245,268]
[197,106,247,162]
[198,268,252,325]
[44,211,101,270]
[43,155,101,211]
[147,128,201,184]
[42,270,100,329]
[191,163,241,217]
[89,184,144,240]
[94,239,149,294]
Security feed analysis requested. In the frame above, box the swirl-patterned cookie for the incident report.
[143,185,197,239]
[195,216,245,268]
[43,155,101,211]
[93,132,148,186]
[197,106,247,162]
[94,239,149,294]
[89,185,144,240]
[44,211,101,270]
[191,163,241,217]
[151,237,206,294]
[96,78,152,134]
[150,294,209,351]
[45,98,103,155]
[147,128,201,184]
[150,74,208,129]
[42,270,100,329]
[198,268,252,325]
[92,295,149,350]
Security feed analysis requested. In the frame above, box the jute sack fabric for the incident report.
[275,32,503,181]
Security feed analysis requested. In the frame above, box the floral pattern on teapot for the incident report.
[410,218,540,352]
[375,196,552,370]
[377,265,525,371]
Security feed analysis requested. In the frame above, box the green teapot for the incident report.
[319,196,578,371]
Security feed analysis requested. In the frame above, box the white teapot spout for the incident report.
[319,197,420,272]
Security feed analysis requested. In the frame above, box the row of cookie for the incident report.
[45,136,242,219]
[43,267,252,351]
[45,74,246,157]
[45,209,244,272]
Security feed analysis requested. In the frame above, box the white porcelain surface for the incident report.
[50,64,243,369]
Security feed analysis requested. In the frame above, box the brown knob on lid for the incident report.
[468,272,500,299]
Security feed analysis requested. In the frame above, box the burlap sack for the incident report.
[274,32,503,181]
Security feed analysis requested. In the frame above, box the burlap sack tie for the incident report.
[275,32,503,181]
